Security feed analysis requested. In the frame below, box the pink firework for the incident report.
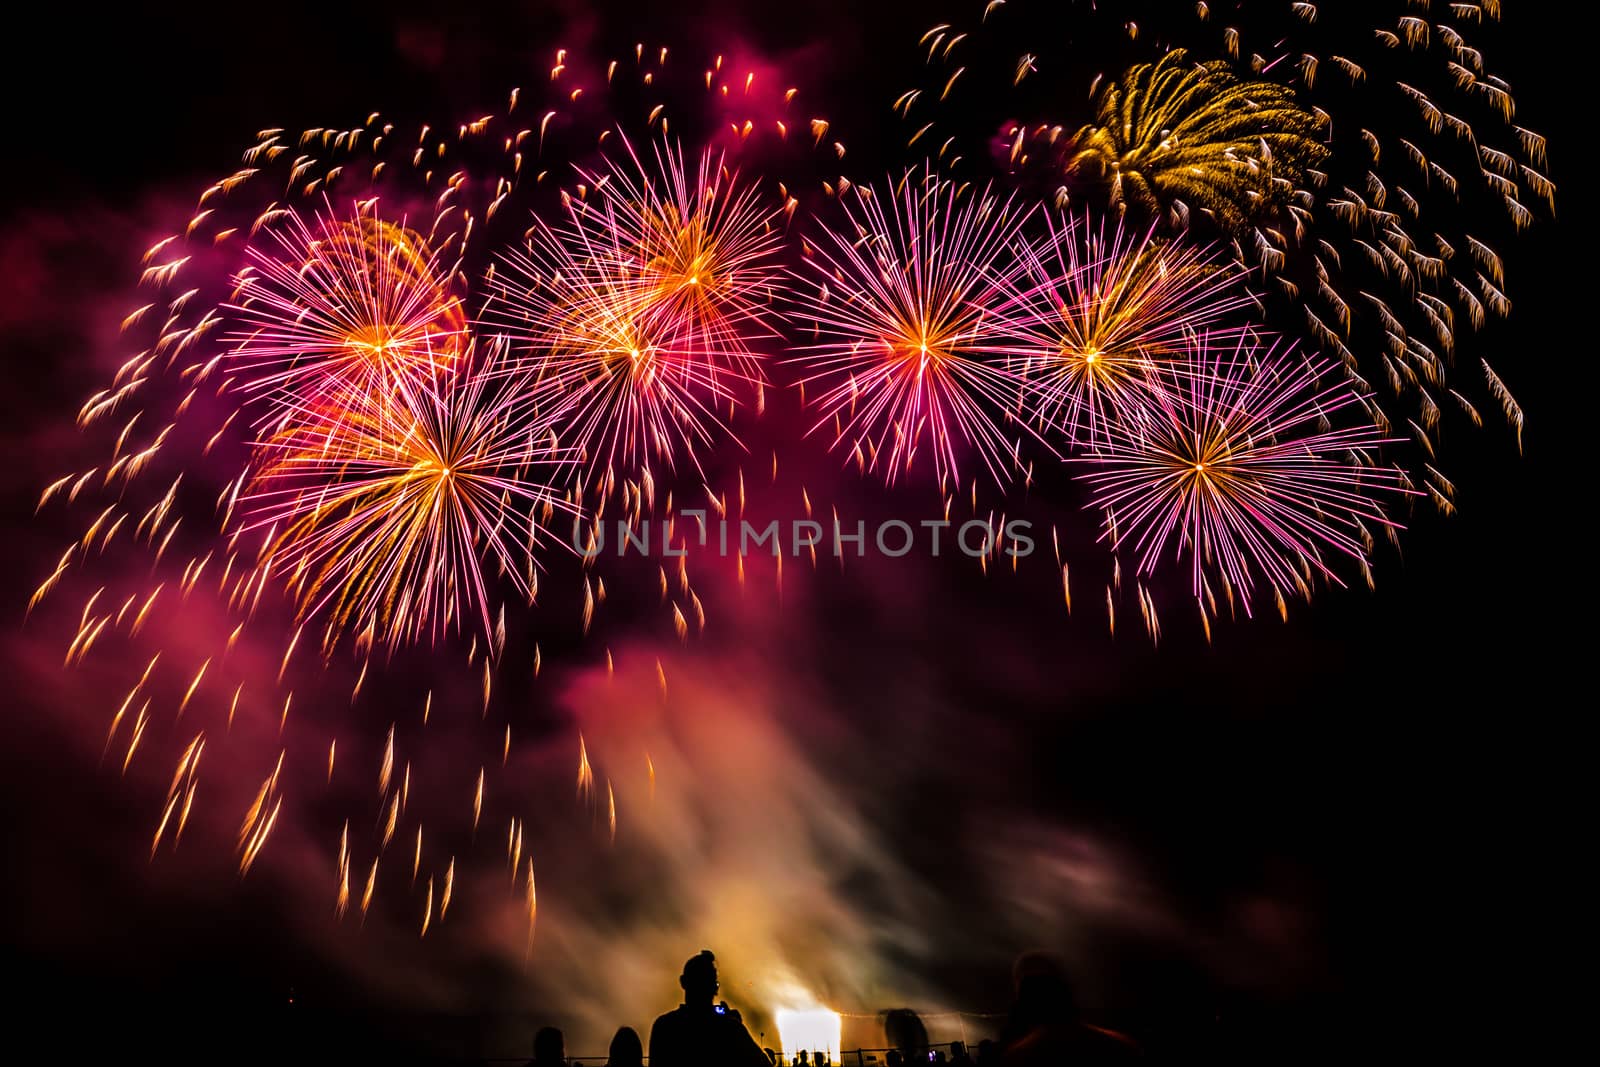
[790,169,1033,488]
[991,213,1256,448]
[483,216,727,481]
[233,344,573,650]
[1076,336,1411,610]
[224,204,468,419]
[576,136,790,382]
[481,138,787,479]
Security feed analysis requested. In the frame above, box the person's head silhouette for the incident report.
[1010,951,1078,1028]
[884,1009,929,1055]
[680,948,720,1006]
[607,1025,643,1067]
[533,1026,565,1065]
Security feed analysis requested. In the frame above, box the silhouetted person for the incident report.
[974,1039,999,1067]
[530,1026,566,1067]
[885,1009,929,1061]
[949,1040,974,1066]
[649,949,769,1067]
[607,1026,644,1067]
[885,1051,904,1067]
[999,952,1140,1065]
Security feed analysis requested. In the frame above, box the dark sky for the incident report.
[0,2,1583,1063]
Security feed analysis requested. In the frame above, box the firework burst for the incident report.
[236,344,573,650]
[791,170,1032,487]
[485,207,734,480]
[582,137,791,381]
[1077,335,1410,612]
[483,139,788,479]
[1062,49,1330,231]
[901,0,1554,484]
[992,213,1257,446]
[225,205,469,414]
[27,36,854,937]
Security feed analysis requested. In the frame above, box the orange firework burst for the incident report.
[486,230,725,480]
[235,344,574,650]
[587,137,791,382]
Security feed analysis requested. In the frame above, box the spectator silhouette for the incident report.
[950,1040,975,1066]
[885,1052,904,1067]
[607,1026,644,1067]
[999,952,1140,1065]
[530,1026,566,1067]
[885,1009,929,1060]
[649,949,769,1067]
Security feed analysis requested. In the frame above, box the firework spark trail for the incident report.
[1076,334,1412,612]
[790,169,1034,487]
[989,212,1257,447]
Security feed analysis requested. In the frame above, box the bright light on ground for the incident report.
[775,1008,842,1065]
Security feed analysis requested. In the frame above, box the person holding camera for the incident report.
[649,949,770,1067]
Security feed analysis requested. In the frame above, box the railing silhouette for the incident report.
[406,1043,968,1065]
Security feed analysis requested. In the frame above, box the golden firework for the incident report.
[1065,49,1329,231]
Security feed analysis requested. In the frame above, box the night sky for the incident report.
[0,2,1581,1063]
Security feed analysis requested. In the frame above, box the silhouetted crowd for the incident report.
[524,949,1139,1066]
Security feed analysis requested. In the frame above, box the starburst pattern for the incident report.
[235,346,572,649]
[992,213,1256,446]
[586,137,790,381]
[791,170,1032,487]
[1077,335,1409,610]
[225,206,468,416]
[483,139,787,478]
